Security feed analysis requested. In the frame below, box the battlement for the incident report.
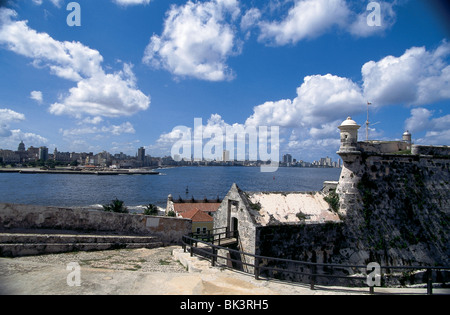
[357,140,409,155]
[337,116,449,159]
[348,142,449,157]
[411,145,450,156]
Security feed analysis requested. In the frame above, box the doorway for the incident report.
[231,217,238,237]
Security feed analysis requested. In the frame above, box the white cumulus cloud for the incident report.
[143,0,242,81]
[0,108,25,137]
[60,122,136,137]
[0,8,150,118]
[349,1,397,37]
[152,40,450,159]
[245,74,365,128]
[405,108,450,145]
[362,41,450,107]
[256,0,399,46]
[49,63,150,118]
[30,91,43,104]
[258,0,351,45]
[0,108,48,148]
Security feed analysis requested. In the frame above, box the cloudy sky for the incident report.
[0,0,449,162]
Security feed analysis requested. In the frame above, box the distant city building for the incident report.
[39,146,48,161]
[283,154,292,165]
[53,148,73,163]
[0,149,20,164]
[1,142,343,168]
[222,150,230,162]
[280,153,340,168]
[27,146,39,160]
[137,147,145,163]
[17,141,25,152]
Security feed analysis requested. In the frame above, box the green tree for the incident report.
[103,198,128,213]
[45,160,56,169]
[144,204,158,216]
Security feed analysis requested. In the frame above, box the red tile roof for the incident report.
[179,208,213,222]
[173,203,220,214]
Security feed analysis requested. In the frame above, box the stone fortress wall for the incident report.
[332,118,449,267]
[213,117,449,285]
[0,203,192,245]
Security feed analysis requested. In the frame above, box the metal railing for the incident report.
[181,231,450,295]
[187,227,238,246]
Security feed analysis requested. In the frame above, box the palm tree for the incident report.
[144,204,158,216]
[103,198,128,213]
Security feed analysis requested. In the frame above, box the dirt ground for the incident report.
[0,246,448,295]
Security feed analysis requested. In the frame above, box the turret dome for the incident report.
[340,117,359,127]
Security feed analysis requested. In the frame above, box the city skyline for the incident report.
[0,140,341,167]
[0,0,449,163]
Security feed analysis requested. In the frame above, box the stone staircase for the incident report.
[0,230,164,257]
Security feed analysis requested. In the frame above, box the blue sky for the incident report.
[0,0,449,162]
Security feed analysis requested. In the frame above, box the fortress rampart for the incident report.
[335,118,449,267]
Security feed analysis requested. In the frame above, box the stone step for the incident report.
[0,233,160,245]
[0,231,164,257]
[0,241,164,257]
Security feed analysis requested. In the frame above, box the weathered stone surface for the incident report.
[212,142,449,285]
[336,152,450,267]
[0,203,192,246]
[248,192,340,225]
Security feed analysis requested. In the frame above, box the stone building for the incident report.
[166,194,221,218]
[178,208,214,235]
[213,184,341,274]
[166,194,219,235]
[213,116,450,282]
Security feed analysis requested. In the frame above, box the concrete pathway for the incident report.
[0,246,448,295]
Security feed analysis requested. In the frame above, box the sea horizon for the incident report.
[0,166,341,211]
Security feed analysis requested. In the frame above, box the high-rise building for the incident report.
[222,150,230,162]
[283,154,292,164]
[137,147,145,162]
[39,146,48,161]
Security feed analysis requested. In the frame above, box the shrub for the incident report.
[296,212,308,221]
[103,198,128,213]
[144,204,158,216]
[324,190,340,212]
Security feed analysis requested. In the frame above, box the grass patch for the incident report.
[324,190,340,212]
[159,259,171,265]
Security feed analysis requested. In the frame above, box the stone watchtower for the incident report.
[337,117,361,159]
[335,117,361,216]
[403,130,412,150]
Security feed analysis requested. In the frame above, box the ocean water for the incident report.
[0,166,341,209]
